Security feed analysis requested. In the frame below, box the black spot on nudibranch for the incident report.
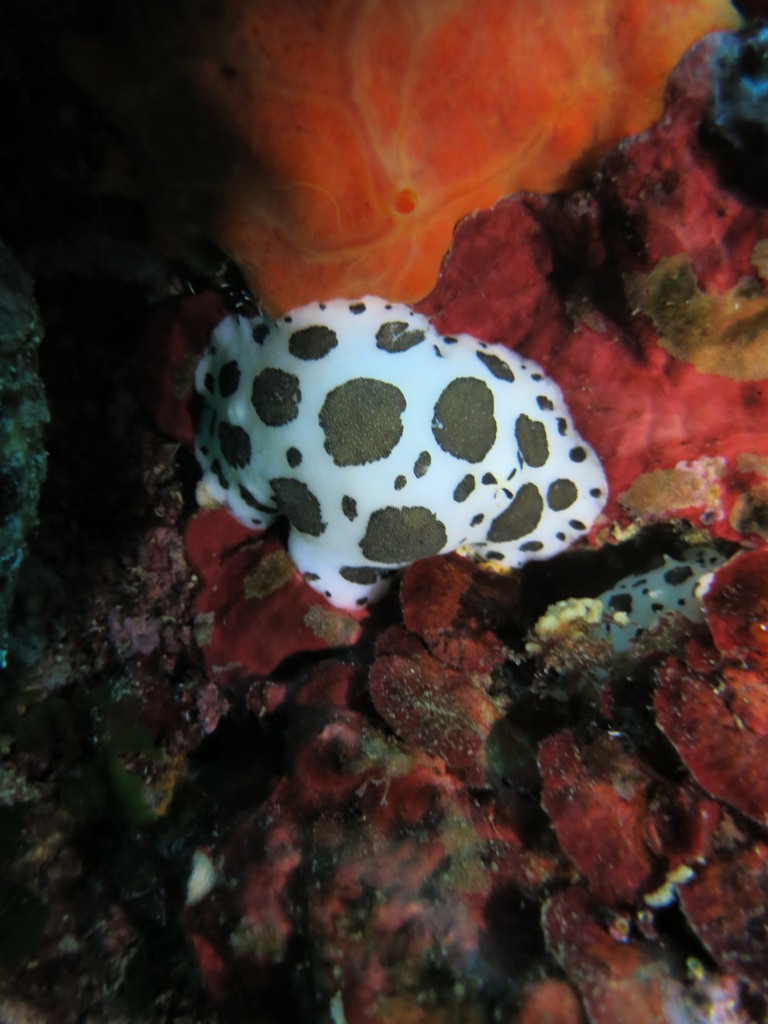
[515,414,549,467]
[547,479,578,511]
[239,485,277,514]
[361,506,447,563]
[342,495,358,521]
[286,447,303,467]
[218,360,241,396]
[569,446,588,463]
[609,593,633,614]
[252,321,270,344]
[251,368,301,425]
[482,472,497,485]
[453,474,475,502]
[664,565,694,585]
[218,422,251,468]
[349,302,367,314]
[269,478,326,536]
[204,372,215,393]
[476,350,515,382]
[520,540,544,552]
[487,483,543,542]
[289,324,338,360]
[394,475,407,490]
[432,377,496,463]
[414,451,431,478]
[319,378,406,466]
[211,459,228,490]
[375,321,426,352]
[470,513,484,526]
[536,395,555,411]
[340,566,380,584]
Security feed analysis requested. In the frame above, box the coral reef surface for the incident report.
[3,5,768,1023]
[64,0,741,313]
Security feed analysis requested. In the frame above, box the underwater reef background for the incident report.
[4,2,768,1022]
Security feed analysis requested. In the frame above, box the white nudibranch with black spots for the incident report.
[193,297,608,608]
[597,547,726,651]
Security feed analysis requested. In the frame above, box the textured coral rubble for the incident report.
[0,268,218,1020]
[5,8,768,1024]
[178,542,768,1023]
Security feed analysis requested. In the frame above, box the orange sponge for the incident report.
[68,0,741,314]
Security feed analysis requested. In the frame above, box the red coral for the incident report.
[517,979,586,1024]
[185,508,361,682]
[539,730,716,903]
[368,647,501,785]
[679,844,768,997]
[181,657,559,1020]
[543,888,688,1023]
[187,933,230,1003]
[655,659,768,824]
[722,667,768,736]
[701,549,768,667]
[540,731,656,903]
[399,554,518,673]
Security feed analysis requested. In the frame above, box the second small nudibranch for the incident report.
[193,297,607,608]
[527,546,728,670]
[597,548,726,652]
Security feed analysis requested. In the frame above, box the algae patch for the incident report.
[626,250,768,381]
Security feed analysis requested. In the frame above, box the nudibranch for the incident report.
[66,0,741,315]
[597,548,725,651]
[194,297,607,607]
